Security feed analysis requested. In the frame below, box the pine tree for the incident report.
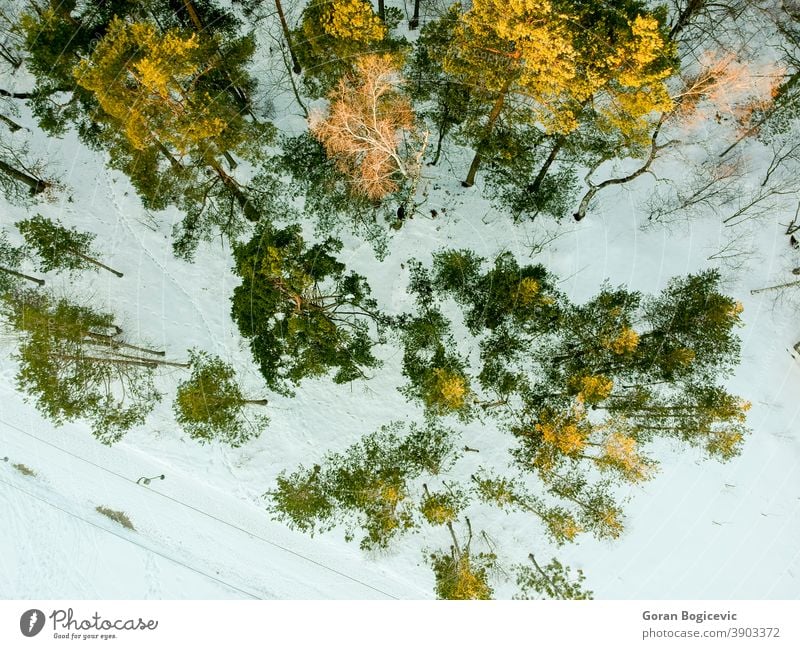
[173,349,268,447]
[406,250,749,543]
[514,555,593,600]
[231,223,384,395]
[278,133,393,257]
[0,288,179,443]
[405,5,472,166]
[429,520,496,600]
[0,229,42,289]
[268,422,457,549]
[294,0,394,97]
[16,214,123,277]
[433,0,676,187]
[21,5,268,257]
[397,261,474,419]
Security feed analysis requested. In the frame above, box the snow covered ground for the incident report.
[1,5,799,600]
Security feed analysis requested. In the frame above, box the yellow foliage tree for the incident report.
[444,0,676,185]
[74,18,244,162]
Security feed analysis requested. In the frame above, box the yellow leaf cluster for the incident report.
[605,327,640,354]
[706,429,744,461]
[429,367,468,411]
[571,374,614,404]
[322,0,386,43]
[536,405,588,455]
[547,511,583,543]
[602,432,654,483]
[447,1,675,137]
[451,556,492,600]
[598,505,624,539]
[514,277,541,306]
[74,18,234,158]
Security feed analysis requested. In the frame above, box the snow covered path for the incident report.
[0,412,429,599]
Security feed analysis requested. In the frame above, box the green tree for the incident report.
[514,554,593,600]
[278,133,392,257]
[16,214,123,277]
[405,251,749,544]
[1,288,181,443]
[21,4,268,258]
[405,5,472,166]
[268,421,457,549]
[231,223,384,395]
[174,349,268,447]
[428,0,676,191]
[294,0,397,97]
[0,229,42,289]
[397,261,474,419]
[429,520,496,600]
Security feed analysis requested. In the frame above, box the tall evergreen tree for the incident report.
[174,349,268,447]
[0,229,42,289]
[268,421,457,549]
[423,0,676,192]
[231,223,385,395]
[16,215,123,277]
[0,289,180,443]
[293,0,396,97]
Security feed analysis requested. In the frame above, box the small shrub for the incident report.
[96,506,135,531]
[12,463,36,477]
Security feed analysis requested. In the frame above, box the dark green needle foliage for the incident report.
[278,133,392,257]
[397,260,474,419]
[16,214,122,276]
[231,223,384,395]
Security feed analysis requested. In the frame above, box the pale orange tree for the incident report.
[309,54,427,202]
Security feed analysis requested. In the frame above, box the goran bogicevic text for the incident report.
[643,610,738,624]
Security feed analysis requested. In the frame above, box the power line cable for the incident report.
[0,416,402,599]
[0,475,262,600]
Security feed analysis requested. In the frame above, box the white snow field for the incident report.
[1,4,800,600]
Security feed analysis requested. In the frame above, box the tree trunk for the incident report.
[180,0,254,113]
[0,159,48,195]
[210,161,259,222]
[528,554,567,599]
[409,0,421,29]
[462,78,511,187]
[0,44,21,70]
[0,266,45,286]
[429,116,448,166]
[0,113,24,132]
[750,279,800,295]
[244,399,269,406]
[223,150,238,170]
[86,333,165,356]
[54,354,188,369]
[669,0,706,40]
[377,0,385,21]
[69,249,124,277]
[573,116,665,221]
[527,136,564,196]
[181,0,204,30]
[0,88,35,99]
[275,0,302,74]
[156,141,184,172]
